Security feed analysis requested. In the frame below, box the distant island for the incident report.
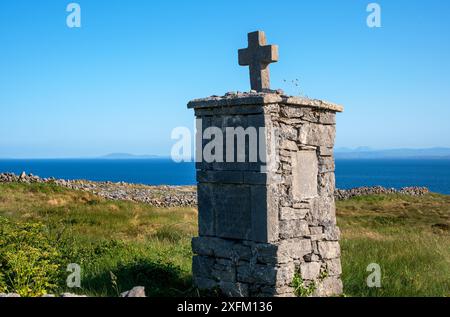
[100,153,163,159]
[103,148,450,160]
[334,147,450,160]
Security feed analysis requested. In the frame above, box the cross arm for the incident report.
[259,45,279,64]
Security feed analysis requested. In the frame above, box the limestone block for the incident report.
[326,258,342,276]
[197,184,215,236]
[197,171,244,184]
[260,285,295,297]
[319,146,333,156]
[318,172,335,196]
[280,207,308,221]
[318,112,336,125]
[192,256,214,278]
[220,282,249,297]
[293,201,311,209]
[279,219,310,239]
[215,184,252,240]
[251,185,279,243]
[279,123,298,141]
[291,151,319,200]
[192,237,251,260]
[259,239,311,264]
[280,140,298,151]
[318,241,341,259]
[237,263,277,285]
[275,263,296,287]
[298,122,335,147]
[318,156,335,173]
[194,277,218,290]
[212,263,236,282]
[324,226,341,241]
[280,105,304,118]
[309,226,324,235]
[309,195,337,226]
[314,276,343,297]
[300,262,321,280]
[301,108,320,123]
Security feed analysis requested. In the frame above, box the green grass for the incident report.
[337,193,450,296]
[0,183,449,297]
[0,183,197,296]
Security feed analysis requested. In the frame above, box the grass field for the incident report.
[0,183,449,297]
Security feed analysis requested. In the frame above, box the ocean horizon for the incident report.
[0,158,449,195]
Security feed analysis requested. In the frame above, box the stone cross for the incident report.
[238,31,279,92]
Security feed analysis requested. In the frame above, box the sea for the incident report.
[0,159,449,195]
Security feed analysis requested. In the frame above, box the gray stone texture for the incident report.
[189,91,343,297]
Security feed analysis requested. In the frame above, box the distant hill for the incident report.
[335,147,450,159]
[100,153,162,159]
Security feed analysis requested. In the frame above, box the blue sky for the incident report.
[0,0,449,158]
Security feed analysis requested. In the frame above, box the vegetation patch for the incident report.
[0,183,449,296]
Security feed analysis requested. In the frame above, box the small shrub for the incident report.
[0,217,63,296]
[292,272,316,297]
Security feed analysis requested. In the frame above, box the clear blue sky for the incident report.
[1,0,449,158]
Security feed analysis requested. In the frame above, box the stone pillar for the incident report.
[188,91,344,297]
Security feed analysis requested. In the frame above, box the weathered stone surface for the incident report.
[291,151,318,200]
[280,207,308,220]
[120,286,146,298]
[309,195,336,226]
[192,256,215,278]
[260,285,295,297]
[318,157,335,173]
[318,241,341,259]
[303,253,320,262]
[318,112,336,125]
[220,282,249,297]
[255,239,312,264]
[0,293,20,297]
[60,293,87,297]
[197,183,215,236]
[279,220,310,239]
[319,147,333,156]
[192,237,251,261]
[324,226,341,241]
[326,258,342,276]
[318,173,335,196]
[212,264,236,283]
[314,277,343,297]
[188,93,344,113]
[197,171,244,184]
[300,262,321,280]
[214,185,252,240]
[280,139,298,151]
[309,226,324,235]
[298,122,335,147]
[279,123,298,140]
[237,263,276,285]
[194,277,218,290]
[280,105,304,118]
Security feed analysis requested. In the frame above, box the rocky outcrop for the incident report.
[0,286,146,298]
[0,172,196,208]
[0,173,432,209]
[334,186,430,200]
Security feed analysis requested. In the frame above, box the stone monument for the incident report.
[188,31,344,297]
